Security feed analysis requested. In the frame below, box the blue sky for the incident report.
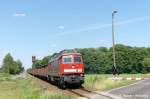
[0,0,150,68]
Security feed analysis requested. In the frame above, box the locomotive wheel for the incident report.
[47,75,50,81]
[77,83,82,88]
[59,79,66,89]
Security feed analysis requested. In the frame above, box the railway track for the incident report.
[68,88,92,99]
[28,74,112,99]
[68,88,113,99]
[27,74,78,96]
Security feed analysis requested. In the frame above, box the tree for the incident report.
[32,60,43,68]
[32,55,52,68]
[16,60,24,73]
[41,56,51,65]
[9,61,20,74]
[143,58,150,72]
[2,53,14,73]
[2,53,24,74]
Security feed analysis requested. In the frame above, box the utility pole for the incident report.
[112,11,118,75]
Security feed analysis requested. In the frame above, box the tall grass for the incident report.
[18,78,76,99]
[40,91,75,99]
[83,74,146,91]
[0,74,76,99]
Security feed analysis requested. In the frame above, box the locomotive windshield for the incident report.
[63,55,73,63]
[62,55,82,63]
[74,56,81,62]
[64,57,72,63]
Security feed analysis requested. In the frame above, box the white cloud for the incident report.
[116,16,150,25]
[58,25,65,29]
[13,12,26,17]
[56,16,150,36]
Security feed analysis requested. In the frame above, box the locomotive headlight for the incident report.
[80,74,84,77]
[80,74,84,80]
[72,66,75,68]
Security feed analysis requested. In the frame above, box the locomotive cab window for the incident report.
[63,55,73,63]
[74,56,82,63]
[64,57,71,63]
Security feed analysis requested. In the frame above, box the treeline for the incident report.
[77,44,150,74]
[0,53,24,74]
[32,44,150,74]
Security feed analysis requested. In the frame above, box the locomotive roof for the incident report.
[49,52,81,62]
[62,52,81,56]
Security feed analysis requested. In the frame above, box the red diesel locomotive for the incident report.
[28,50,84,88]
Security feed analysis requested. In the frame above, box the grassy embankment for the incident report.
[0,73,75,99]
[0,73,150,99]
[83,74,150,91]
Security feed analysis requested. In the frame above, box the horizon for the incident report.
[1,43,149,69]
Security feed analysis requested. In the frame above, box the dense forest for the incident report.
[32,44,150,74]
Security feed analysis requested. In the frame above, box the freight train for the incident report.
[27,50,84,88]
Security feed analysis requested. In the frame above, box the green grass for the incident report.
[83,74,150,91]
[0,73,150,99]
[0,73,76,99]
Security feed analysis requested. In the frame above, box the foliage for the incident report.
[143,58,150,67]
[32,56,51,68]
[77,44,150,74]
[142,58,150,73]
[16,60,24,73]
[1,53,24,74]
